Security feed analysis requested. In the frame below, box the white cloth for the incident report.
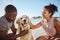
[0,16,13,33]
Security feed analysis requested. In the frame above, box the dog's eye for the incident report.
[21,18,22,19]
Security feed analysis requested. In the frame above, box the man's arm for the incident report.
[0,30,7,40]
[7,30,29,40]
[10,24,29,38]
[11,24,16,34]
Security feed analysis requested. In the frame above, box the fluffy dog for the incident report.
[16,15,34,40]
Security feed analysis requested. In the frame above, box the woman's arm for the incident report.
[29,21,42,29]
[54,19,60,27]
[54,19,60,35]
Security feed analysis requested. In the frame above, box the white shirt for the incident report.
[0,16,13,33]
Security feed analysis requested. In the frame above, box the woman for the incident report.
[29,4,60,40]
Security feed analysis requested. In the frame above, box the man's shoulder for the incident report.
[0,16,7,22]
[0,16,6,26]
[0,16,5,21]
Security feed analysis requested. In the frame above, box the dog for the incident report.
[16,15,34,40]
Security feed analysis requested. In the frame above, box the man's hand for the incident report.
[20,30,29,36]
[7,33,17,40]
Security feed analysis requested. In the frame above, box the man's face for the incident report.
[8,12,17,21]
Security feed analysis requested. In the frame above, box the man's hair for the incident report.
[5,4,17,13]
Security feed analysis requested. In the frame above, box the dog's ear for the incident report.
[26,16,30,22]
[28,18,31,23]
[16,17,21,24]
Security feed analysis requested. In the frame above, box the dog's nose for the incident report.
[23,20,26,23]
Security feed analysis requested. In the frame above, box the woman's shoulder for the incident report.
[54,18,60,26]
[54,18,60,23]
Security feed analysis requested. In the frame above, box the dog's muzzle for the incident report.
[23,20,26,24]
[21,19,27,27]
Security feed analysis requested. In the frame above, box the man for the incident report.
[0,4,28,40]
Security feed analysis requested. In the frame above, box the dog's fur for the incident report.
[16,15,33,40]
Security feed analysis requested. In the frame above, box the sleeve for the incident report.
[0,24,6,30]
[0,20,7,30]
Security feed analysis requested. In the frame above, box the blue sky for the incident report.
[0,0,60,18]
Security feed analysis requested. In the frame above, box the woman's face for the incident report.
[42,8,51,19]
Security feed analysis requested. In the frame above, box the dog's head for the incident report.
[20,15,29,27]
[16,15,30,30]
